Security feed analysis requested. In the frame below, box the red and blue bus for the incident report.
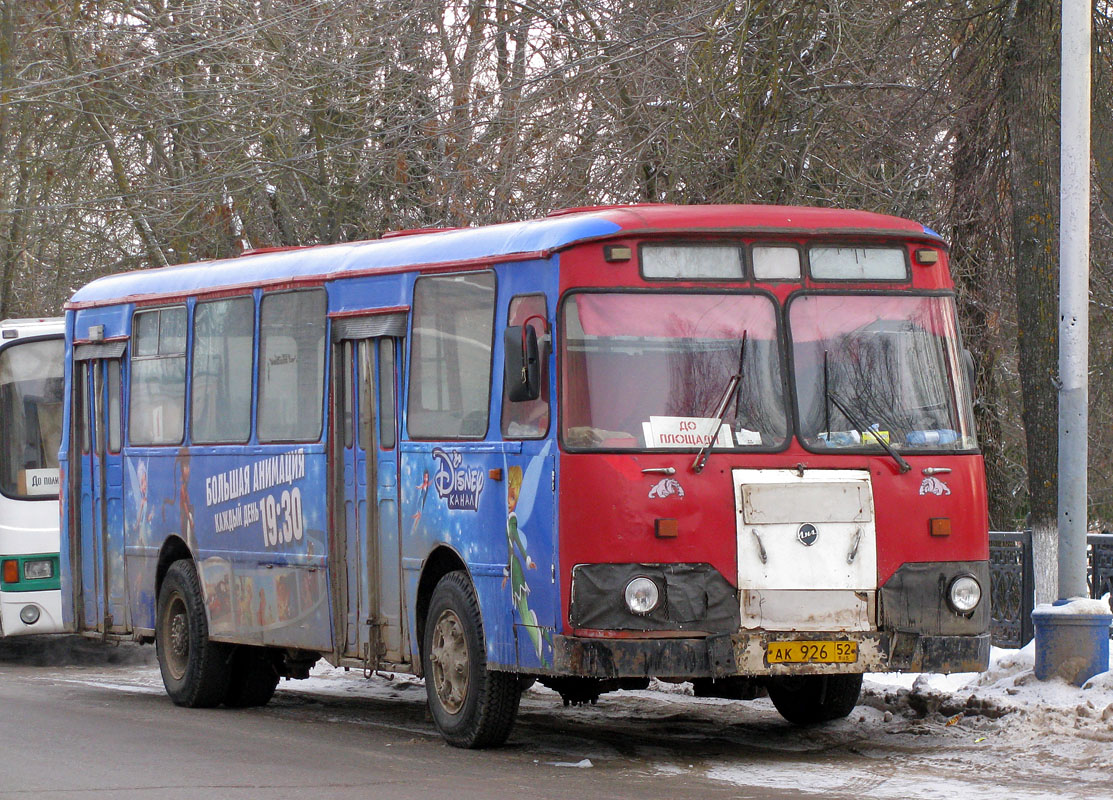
[60,205,987,747]
[0,318,66,636]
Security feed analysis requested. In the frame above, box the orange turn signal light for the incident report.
[2,559,19,584]
[655,518,679,539]
[929,518,952,537]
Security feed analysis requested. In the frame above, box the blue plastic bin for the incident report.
[1031,606,1112,686]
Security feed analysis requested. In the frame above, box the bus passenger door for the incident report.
[330,329,406,667]
[74,355,126,634]
[365,338,404,664]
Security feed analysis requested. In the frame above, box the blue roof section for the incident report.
[68,212,624,306]
[67,204,941,308]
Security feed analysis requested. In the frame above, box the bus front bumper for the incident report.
[552,629,990,679]
[0,588,65,636]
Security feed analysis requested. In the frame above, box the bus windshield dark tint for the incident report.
[0,338,64,498]
[790,294,976,451]
[560,293,786,450]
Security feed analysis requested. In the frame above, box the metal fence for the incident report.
[988,531,1113,648]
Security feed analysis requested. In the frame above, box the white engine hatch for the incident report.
[733,468,878,632]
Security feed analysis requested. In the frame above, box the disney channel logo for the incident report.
[432,448,486,511]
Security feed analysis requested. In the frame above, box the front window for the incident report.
[790,294,976,452]
[561,293,787,450]
[0,338,64,498]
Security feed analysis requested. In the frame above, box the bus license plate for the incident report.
[766,640,858,664]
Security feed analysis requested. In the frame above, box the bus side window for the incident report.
[258,289,326,443]
[407,272,496,440]
[501,294,549,439]
[129,306,187,446]
[79,362,89,455]
[377,340,397,450]
[192,297,254,444]
[107,360,121,453]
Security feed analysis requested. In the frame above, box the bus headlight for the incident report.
[947,574,982,615]
[19,605,40,625]
[23,559,54,580]
[624,577,660,615]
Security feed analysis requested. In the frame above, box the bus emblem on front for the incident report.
[919,476,952,496]
[797,523,818,546]
[648,478,685,499]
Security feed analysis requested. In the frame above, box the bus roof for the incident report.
[0,317,65,335]
[66,204,941,309]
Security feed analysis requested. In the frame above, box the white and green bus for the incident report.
[0,318,65,635]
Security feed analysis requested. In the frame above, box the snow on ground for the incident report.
[278,644,1113,798]
[281,643,1113,742]
[865,642,1113,739]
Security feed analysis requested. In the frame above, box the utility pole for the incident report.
[1057,0,1090,601]
[1033,0,1110,688]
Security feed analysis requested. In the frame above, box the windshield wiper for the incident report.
[823,351,911,474]
[692,332,747,473]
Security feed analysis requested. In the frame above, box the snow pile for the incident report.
[863,643,1113,739]
[1032,597,1113,615]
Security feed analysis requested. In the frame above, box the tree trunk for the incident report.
[1003,0,1061,603]
[948,10,1012,530]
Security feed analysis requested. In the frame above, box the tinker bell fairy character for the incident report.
[504,465,546,664]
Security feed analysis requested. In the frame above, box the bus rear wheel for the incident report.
[224,646,280,708]
[156,559,231,708]
[422,571,520,748]
[766,674,863,725]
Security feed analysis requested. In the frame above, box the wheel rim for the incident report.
[163,593,190,681]
[429,608,469,715]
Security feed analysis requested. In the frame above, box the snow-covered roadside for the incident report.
[286,643,1113,736]
[285,646,1113,798]
[278,642,1113,743]
[864,643,1113,740]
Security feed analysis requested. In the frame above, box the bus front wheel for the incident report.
[422,571,520,748]
[766,673,863,725]
[156,559,231,708]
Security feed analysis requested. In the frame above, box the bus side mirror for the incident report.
[504,325,540,402]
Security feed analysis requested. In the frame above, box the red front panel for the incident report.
[554,226,985,636]
[557,450,987,635]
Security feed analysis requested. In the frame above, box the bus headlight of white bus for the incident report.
[947,574,982,615]
[23,559,54,581]
[624,577,661,615]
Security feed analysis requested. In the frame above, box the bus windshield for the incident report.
[790,294,977,452]
[0,337,64,498]
[561,293,787,450]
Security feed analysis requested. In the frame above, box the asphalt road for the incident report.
[0,636,789,800]
[0,636,1103,800]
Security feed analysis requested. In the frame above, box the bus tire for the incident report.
[767,673,863,725]
[155,559,231,708]
[224,647,280,708]
[422,571,520,748]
